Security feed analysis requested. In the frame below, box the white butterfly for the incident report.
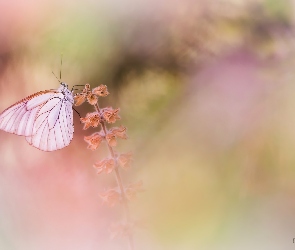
[0,82,74,151]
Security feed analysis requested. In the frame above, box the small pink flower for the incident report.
[74,84,92,106]
[118,152,133,170]
[84,132,103,150]
[87,93,98,105]
[100,189,121,207]
[93,158,115,174]
[74,93,86,106]
[102,107,120,124]
[80,112,101,130]
[92,84,109,97]
[105,126,127,147]
[110,126,127,139]
[106,132,117,147]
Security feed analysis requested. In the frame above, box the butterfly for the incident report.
[0,82,75,151]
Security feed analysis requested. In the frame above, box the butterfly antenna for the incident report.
[52,71,61,83]
[71,85,85,92]
[60,53,63,80]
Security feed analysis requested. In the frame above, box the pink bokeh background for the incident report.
[1,0,295,249]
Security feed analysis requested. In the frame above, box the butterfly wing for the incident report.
[25,94,74,151]
[0,91,57,136]
[0,89,74,151]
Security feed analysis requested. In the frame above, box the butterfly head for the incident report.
[60,82,68,89]
[58,82,74,104]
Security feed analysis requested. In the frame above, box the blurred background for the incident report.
[0,0,295,249]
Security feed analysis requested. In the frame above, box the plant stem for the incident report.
[94,103,134,250]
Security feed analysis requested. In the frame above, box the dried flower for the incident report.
[102,107,120,124]
[118,152,133,170]
[84,132,103,150]
[100,189,121,207]
[92,84,109,97]
[79,83,139,247]
[74,93,86,106]
[125,180,144,201]
[74,84,92,106]
[106,132,117,147]
[80,112,100,130]
[84,83,91,92]
[93,158,115,174]
[105,126,127,147]
[110,126,127,139]
[87,93,98,105]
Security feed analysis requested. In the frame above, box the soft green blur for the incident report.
[0,0,295,249]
